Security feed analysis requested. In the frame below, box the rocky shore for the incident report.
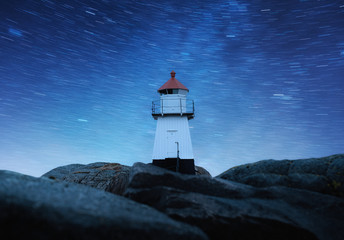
[1,154,343,239]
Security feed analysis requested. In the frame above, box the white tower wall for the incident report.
[152,115,194,160]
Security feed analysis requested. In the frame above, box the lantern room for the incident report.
[152,71,194,119]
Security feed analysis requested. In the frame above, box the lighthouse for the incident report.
[152,71,195,174]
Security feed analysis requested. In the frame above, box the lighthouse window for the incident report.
[160,89,179,95]
[160,90,167,95]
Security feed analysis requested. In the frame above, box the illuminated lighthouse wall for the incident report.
[152,71,195,173]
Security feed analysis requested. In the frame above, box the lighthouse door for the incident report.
[166,130,177,158]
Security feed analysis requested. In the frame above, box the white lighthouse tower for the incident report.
[152,71,195,174]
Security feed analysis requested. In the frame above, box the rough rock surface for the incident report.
[42,162,211,194]
[8,155,343,240]
[195,165,212,177]
[42,162,131,195]
[124,163,344,240]
[0,170,207,240]
[217,154,344,197]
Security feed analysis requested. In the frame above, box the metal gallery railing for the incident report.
[152,99,194,115]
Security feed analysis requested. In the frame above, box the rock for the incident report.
[0,170,208,240]
[124,163,344,240]
[42,163,85,180]
[195,166,212,177]
[327,156,344,196]
[126,163,255,198]
[217,154,344,197]
[42,162,131,195]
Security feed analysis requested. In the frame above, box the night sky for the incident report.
[1,0,343,177]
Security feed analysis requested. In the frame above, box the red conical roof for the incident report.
[158,71,189,92]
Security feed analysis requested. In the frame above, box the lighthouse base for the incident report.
[152,158,195,175]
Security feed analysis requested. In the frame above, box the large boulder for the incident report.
[42,162,131,195]
[195,166,212,177]
[217,154,344,197]
[42,162,212,194]
[0,170,207,240]
[124,163,344,240]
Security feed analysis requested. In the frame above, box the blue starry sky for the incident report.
[1,0,343,176]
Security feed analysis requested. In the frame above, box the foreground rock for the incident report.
[217,154,344,197]
[42,162,212,195]
[124,163,344,240]
[0,170,207,240]
[42,162,131,195]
